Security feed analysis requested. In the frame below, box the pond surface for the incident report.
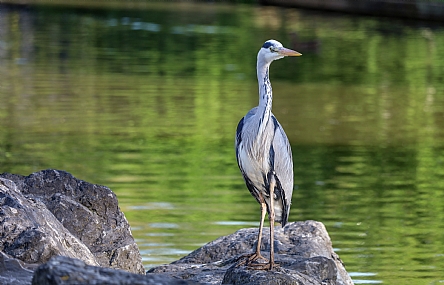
[1,2,444,284]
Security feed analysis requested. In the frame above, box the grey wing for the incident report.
[270,115,294,226]
[235,107,258,169]
[235,108,265,203]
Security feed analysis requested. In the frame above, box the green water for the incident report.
[1,3,444,284]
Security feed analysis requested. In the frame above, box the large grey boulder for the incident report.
[0,170,144,275]
[149,221,353,285]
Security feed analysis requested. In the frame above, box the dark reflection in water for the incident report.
[1,3,444,284]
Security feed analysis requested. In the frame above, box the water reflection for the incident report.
[1,2,444,284]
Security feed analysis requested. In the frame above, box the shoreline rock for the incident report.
[0,170,144,277]
[149,221,353,285]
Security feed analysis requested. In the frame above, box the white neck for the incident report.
[257,59,273,135]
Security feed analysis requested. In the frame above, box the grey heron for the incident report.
[235,39,301,270]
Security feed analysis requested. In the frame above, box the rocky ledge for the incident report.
[0,170,353,285]
[149,221,353,285]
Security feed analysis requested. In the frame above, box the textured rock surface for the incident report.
[0,176,98,267]
[0,251,36,285]
[32,256,197,285]
[0,170,144,275]
[149,221,353,285]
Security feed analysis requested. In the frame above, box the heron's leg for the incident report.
[246,202,268,261]
[253,202,267,258]
[268,175,276,269]
[236,201,268,267]
[245,176,277,270]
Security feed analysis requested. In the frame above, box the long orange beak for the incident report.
[278,47,302,57]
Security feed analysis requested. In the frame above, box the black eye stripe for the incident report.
[262,41,274,49]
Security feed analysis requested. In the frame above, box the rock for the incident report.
[148,221,353,285]
[222,255,337,285]
[0,251,36,285]
[32,255,197,285]
[0,176,99,267]
[0,170,144,277]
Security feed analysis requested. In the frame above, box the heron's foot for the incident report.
[236,252,270,267]
[247,260,279,270]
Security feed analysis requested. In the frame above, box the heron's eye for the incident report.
[269,47,278,53]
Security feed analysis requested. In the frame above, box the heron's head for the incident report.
[258,39,301,64]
